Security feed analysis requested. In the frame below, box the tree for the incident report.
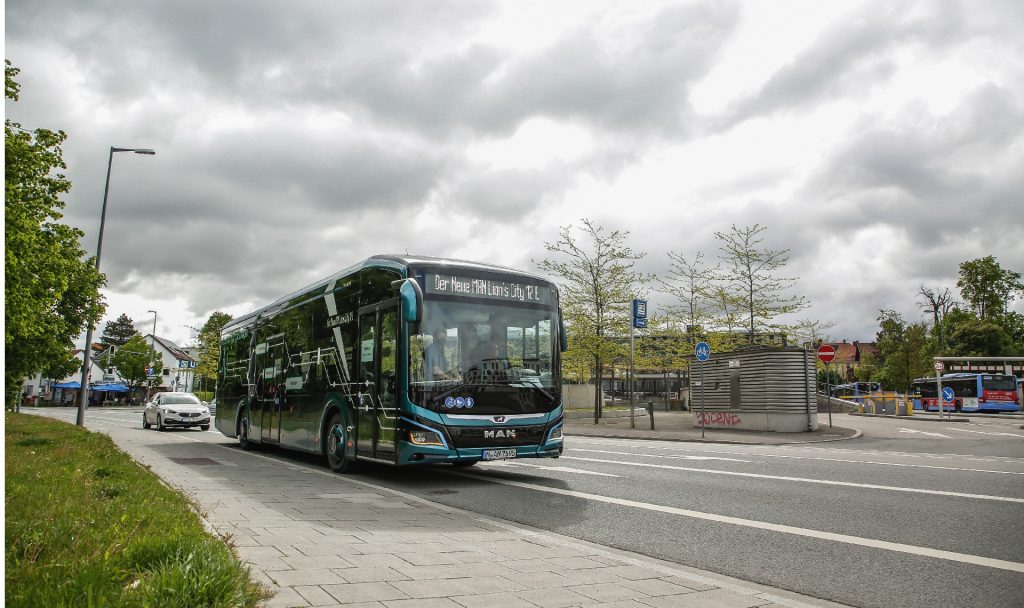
[195,311,233,392]
[944,315,1015,357]
[874,310,930,392]
[5,61,105,405]
[957,256,1023,321]
[100,313,138,346]
[790,318,836,348]
[111,334,160,392]
[714,224,807,346]
[917,285,956,352]
[536,219,651,422]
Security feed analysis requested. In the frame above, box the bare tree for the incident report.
[536,219,650,423]
[917,285,956,351]
[715,223,808,346]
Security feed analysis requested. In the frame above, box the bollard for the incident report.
[647,400,655,430]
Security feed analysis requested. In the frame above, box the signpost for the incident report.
[630,299,647,429]
[695,341,710,439]
[817,344,836,427]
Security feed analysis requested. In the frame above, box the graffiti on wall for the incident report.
[697,412,742,426]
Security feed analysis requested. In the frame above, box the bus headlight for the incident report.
[410,429,445,446]
[548,426,563,442]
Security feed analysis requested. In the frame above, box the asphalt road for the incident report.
[26,407,1024,608]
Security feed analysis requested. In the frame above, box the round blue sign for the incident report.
[695,341,711,362]
[941,387,955,403]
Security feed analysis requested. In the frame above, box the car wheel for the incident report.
[200,424,210,431]
[325,412,357,473]
[157,414,166,432]
[143,413,151,429]
[238,407,254,450]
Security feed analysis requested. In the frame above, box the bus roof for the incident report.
[221,254,554,334]
[911,372,1015,383]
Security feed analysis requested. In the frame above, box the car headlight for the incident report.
[165,409,178,415]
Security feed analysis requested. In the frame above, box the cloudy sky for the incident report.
[7,0,1024,347]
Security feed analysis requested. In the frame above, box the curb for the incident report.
[850,413,970,423]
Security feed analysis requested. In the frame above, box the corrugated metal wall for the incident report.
[690,348,815,414]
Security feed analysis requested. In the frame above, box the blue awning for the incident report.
[92,383,130,393]
[53,381,81,389]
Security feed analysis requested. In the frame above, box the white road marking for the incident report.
[945,427,1024,438]
[481,461,620,477]
[561,456,1024,503]
[573,448,751,463]
[897,428,951,438]
[570,446,1024,476]
[455,471,1024,574]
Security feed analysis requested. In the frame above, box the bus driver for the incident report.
[425,329,454,380]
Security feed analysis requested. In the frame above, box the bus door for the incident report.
[255,331,286,444]
[356,302,399,462]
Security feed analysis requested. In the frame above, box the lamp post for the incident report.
[76,147,155,426]
[146,310,157,402]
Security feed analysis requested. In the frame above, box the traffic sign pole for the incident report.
[695,342,711,439]
[817,345,837,428]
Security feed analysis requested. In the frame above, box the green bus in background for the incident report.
[215,255,566,472]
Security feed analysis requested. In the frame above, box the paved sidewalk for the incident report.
[97,421,848,608]
[564,409,859,445]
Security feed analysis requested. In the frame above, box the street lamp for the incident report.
[77,147,156,426]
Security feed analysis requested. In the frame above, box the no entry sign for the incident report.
[817,344,836,363]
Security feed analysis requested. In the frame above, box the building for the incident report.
[144,334,198,393]
[826,340,879,381]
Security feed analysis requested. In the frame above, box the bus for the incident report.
[910,373,1020,413]
[829,382,880,402]
[215,255,566,472]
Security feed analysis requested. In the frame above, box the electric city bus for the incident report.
[911,373,1020,413]
[215,255,566,472]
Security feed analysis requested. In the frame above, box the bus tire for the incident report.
[325,412,357,474]
[238,407,255,451]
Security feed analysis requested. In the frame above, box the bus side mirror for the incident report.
[395,279,423,323]
[559,310,568,353]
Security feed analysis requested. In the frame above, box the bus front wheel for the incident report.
[325,412,357,474]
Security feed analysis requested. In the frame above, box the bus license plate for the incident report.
[483,448,518,461]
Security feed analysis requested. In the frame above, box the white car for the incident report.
[143,392,211,431]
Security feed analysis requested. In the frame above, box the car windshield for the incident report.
[409,297,560,416]
[163,394,201,405]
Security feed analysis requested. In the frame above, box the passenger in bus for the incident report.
[425,329,453,380]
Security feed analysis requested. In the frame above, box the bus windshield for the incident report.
[409,298,559,415]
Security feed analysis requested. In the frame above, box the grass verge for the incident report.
[5,412,268,607]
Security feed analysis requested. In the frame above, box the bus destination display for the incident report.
[425,273,550,305]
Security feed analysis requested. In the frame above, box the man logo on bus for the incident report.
[484,429,516,439]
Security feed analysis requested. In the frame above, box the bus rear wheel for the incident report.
[325,413,357,474]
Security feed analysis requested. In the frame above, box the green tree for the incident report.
[714,224,807,346]
[5,61,105,406]
[957,256,1023,321]
[874,310,930,392]
[195,311,233,393]
[536,219,651,422]
[111,334,160,392]
[100,313,138,346]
